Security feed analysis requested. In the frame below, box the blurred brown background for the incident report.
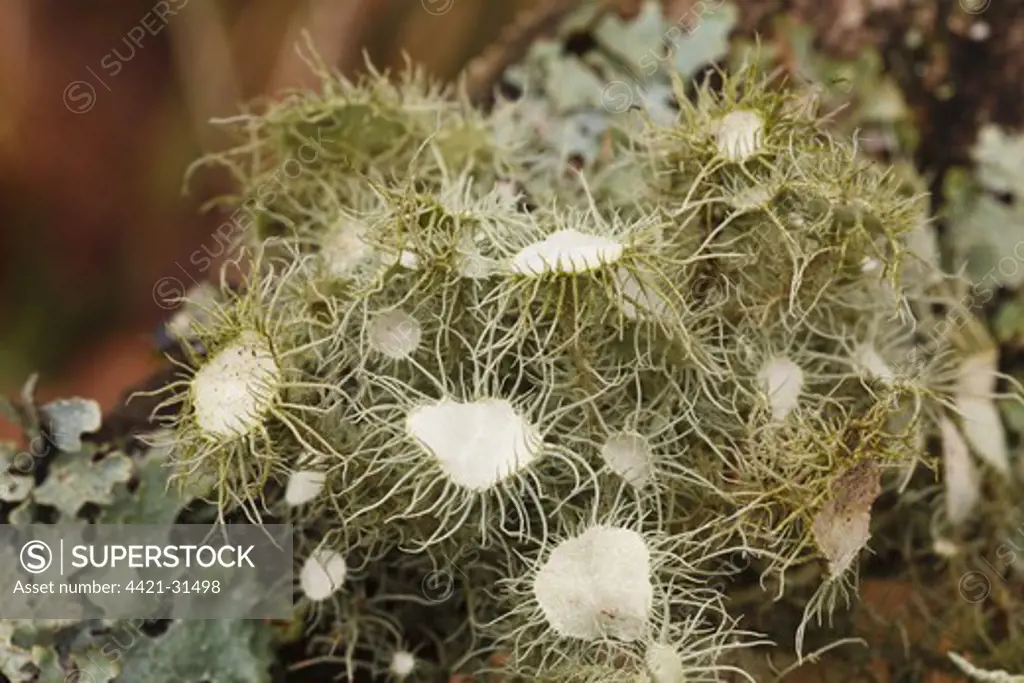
[0,0,540,427]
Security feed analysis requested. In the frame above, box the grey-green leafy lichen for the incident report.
[151,8,967,681]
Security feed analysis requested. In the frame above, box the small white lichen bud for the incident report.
[968,21,990,42]
[854,344,895,386]
[860,256,881,273]
[456,250,498,279]
[510,229,625,275]
[321,218,372,279]
[533,525,653,642]
[493,179,521,208]
[379,247,421,270]
[600,432,652,489]
[932,537,960,558]
[284,469,327,507]
[165,283,218,341]
[398,250,420,269]
[368,309,422,360]
[614,268,671,321]
[191,330,280,440]
[388,650,416,679]
[406,398,543,491]
[757,356,803,421]
[455,234,499,279]
[714,109,764,161]
[645,643,685,683]
[299,548,347,601]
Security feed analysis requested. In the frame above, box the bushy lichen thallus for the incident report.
[144,42,979,682]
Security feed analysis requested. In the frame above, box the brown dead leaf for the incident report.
[811,459,882,578]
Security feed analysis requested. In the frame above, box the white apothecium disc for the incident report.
[406,398,542,491]
[510,229,624,275]
[533,525,653,642]
[300,549,348,601]
[192,331,280,440]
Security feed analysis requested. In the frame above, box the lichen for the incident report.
[151,5,964,680]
